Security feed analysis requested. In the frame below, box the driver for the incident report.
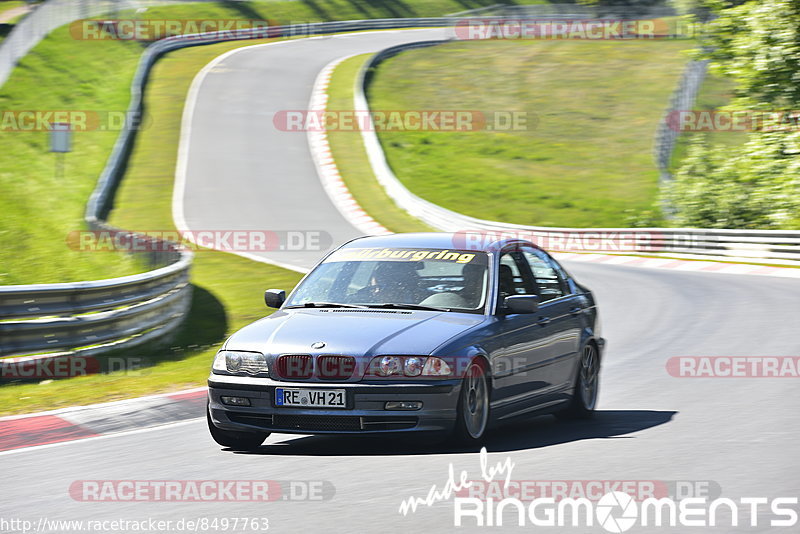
[458,263,485,308]
[353,261,419,304]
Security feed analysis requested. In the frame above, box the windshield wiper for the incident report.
[365,303,450,312]
[285,302,368,309]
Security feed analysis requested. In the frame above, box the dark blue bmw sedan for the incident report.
[207,232,604,449]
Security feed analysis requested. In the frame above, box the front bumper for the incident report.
[208,374,462,435]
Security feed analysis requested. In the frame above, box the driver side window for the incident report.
[498,252,536,300]
[522,248,567,302]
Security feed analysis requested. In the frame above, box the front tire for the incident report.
[207,405,270,450]
[558,343,600,420]
[452,360,490,444]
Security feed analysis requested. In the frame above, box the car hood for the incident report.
[224,308,485,357]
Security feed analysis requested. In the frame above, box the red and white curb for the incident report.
[554,252,800,278]
[0,387,207,453]
[307,55,391,237]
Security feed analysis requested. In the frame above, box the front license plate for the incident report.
[275,388,346,408]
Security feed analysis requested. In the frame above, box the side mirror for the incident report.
[264,289,286,309]
[503,295,539,314]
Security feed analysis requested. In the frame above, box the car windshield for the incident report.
[284,247,489,313]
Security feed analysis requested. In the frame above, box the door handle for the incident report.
[569,307,582,315]
[536,316,551,326]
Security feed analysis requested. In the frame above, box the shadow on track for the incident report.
[234,409,676,456]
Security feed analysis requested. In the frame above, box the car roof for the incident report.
[340,232,542,253]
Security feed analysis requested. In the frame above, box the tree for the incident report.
[666,133,800,228]
[700,0,800,108]
[667,0,800,229]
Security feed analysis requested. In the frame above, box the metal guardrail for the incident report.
[0,222,192,357]
[355,41,800,264]
[0,250,188,321]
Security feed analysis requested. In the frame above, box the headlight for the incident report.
[379,356,402,376]
[367,356,454,378]
[404,356,424,376]
[212,350,268,375]
[422,357,452,377]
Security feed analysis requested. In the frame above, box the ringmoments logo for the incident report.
[399,449,799,530]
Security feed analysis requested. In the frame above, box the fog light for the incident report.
[221,396,251,406]
[385,401,422,411]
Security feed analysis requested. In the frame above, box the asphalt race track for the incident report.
[3,29,799,534]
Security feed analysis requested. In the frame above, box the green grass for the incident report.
[326,54,433,233]
[0,26,149,285]
[0,1,25,21]
[0,1,24,12]
[368,39,696,228]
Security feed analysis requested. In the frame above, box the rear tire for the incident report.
[451,360,490,444]
[207,405,269,450]
[557,343,599,420]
